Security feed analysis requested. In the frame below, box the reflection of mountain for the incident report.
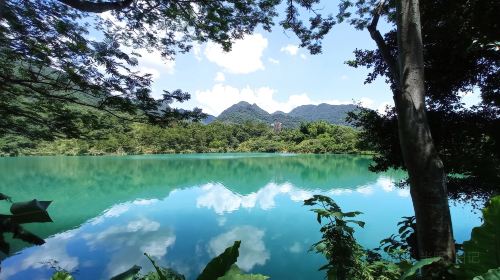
[0,154,401,255]
[196,182,313,214]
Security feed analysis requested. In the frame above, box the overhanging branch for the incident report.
[58,0,133,13]
[367,0,401,91]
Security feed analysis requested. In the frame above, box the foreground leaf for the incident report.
[110,265,142,280]
[400,257,441,280]
[144,253,169,280]
[461,196,500,278]
[473,268,500,280]
[217,265,269,280]
[51,271,74,280]
[198,240,241,280]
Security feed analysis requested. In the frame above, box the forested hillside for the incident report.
[215,101,360,127]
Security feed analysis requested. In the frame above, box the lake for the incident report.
[0,153,480,280]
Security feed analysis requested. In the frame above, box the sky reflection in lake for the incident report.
[0,154,480,280]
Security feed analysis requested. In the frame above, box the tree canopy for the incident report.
[347,0,499,203]
[0,0,340,140]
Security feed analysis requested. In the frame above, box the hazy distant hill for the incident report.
[201,114,216,124]
[288,103,359,126]
[213,101,360,127]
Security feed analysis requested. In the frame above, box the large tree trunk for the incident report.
[394,0,455,262]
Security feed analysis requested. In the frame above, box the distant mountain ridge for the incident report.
[205,101,360,127]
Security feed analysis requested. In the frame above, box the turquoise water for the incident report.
[0,154,480,279]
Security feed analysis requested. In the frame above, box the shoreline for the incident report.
[1,150,377,158]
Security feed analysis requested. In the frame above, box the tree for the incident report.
[282,0,460,262]
[0,0,281,139]
[347,0,499,206]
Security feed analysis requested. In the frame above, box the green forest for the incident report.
[0,120,366,156]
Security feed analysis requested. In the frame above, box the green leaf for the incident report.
[400,257,441,280]
[144,253,169,280]
[461,196,500,279]
[197,241,241,280]
[473,268,500,280]
[217,265,269,280]
[51,271,74,280]
[110,265,142,280]
[345,220,365,228]
[140,268,185,280]
[342,211,363,217]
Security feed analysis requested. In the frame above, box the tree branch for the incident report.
[57,0,134,13]
[367,0,401,91]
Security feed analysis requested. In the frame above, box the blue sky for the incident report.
[137,22,395,116]
[98,5,479,117]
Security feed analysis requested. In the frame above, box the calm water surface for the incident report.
[0,154,480,279]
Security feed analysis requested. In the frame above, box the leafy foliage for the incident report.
[459,196,500,279]
[378,216,418,260]
[399,257,441,280]
[102,241,266,280]
[217,265,269,280]
[473,268,500,280]
[51,271,74,280]
[110,265,143,280]
[0,0,292,139]
[346,0,500,203]
[304,195,453,280]
[198,241,240,280]
[304,195,370,279]
[0,121,366,156]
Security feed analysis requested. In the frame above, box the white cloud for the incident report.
[280,44,299,56]
[195,83,394,117]
[90,203,130,225]
[196,182,313,214]
[289,242,304,253]
[135,49,175,75]
[192,43,202,61]
[215,72,226,82]
[377,101,392,114]
[268,58,280,64]
[397,189,411,197]
[204,34,268,74]
[458,89,482,108]
[138,66,161,80]
[377,176,394,192]
[356,186,375,195]
[340,75,349,80]
[141,235,176,258]
[300,53,307,60]
[0,229,81,279]
[329,189,354,196]
[208,226,270,271]
[99,12,126,28]
[359,97,375,109]
[195,84,321,116]
[133,198,159,205]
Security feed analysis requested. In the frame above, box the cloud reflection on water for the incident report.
[196,175,404,214]
[208,226,270,271]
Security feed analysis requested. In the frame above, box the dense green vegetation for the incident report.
[0,121,367,156]
[306,194,500,280]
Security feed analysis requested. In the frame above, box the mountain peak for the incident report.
[214,102,361,127]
